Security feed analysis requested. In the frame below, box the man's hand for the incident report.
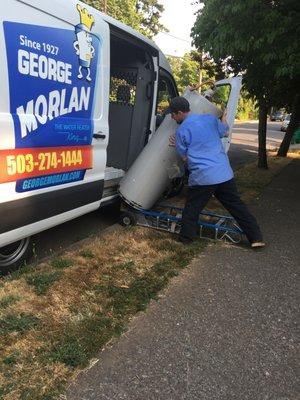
[169,134,187,162]
[220,108,229,137]
[221,108,228,124]
[189,84,200,92]
[189,80,215,92]
[169,134,176,147]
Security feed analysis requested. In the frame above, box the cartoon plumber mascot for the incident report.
[74,4,95,82]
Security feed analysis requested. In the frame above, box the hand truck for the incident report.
[120,203,245,244]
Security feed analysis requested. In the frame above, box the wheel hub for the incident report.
[0,238,30,267]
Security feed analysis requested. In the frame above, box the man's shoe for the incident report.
[251,241,266,249]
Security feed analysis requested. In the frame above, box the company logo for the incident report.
[1,5,101,190]
[76,4,95,30]
[74,5,96,82]
[4,7,100,148]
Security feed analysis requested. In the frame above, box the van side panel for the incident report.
[0,182,102,235]
[0,0,110,245]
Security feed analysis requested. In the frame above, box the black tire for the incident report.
[0,237,33,274]
[119,211,137,227]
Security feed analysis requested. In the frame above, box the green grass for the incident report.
[26,271,62,295]
[92,284,109,294]
[114,260,135,271]
[49,340,87,368]
[20,388,61,400]
[0,295,21,309]
[51,258,73,269]
[2,351,21,366]
[0,314,39,335]
[48,314,113,367]
[79,249,95,259]
[43,240,206,371]
[8,263,39,281]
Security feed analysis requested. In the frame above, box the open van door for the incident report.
[0,1,110,267]
[209,76,242,152]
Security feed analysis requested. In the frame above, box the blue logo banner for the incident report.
[3,21,100,149]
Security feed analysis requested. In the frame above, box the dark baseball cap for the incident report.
[166,96,190,114]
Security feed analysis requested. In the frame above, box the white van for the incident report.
[0,0,241,270]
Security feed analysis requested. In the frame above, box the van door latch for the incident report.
[93,132,106,140]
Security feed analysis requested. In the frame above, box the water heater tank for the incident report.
[119,89,222,210]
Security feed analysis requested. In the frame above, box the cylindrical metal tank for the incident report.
[119,89,222,210]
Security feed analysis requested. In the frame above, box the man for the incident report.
[169,96,265,248]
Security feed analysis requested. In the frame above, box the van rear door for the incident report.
[0,0,109,246]
[212,77,242,152]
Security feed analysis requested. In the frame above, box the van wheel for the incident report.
[0,238,32,273]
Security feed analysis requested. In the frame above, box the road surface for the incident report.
[229,121,284,169]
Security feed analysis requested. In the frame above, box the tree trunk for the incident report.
[277,94,300,157]
[258,103,268,169]
[198,52,203,94]
[198,68,203,94]
[104,0,108,12]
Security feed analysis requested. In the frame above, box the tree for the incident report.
[136,0,167,39]
[82,0,165,38]
[192,0,300,167]
[168,54,199,94]
[190,50,225,93]
[168,51,225,95]
[271,77,300,156]
[277,93,300,156]
[236,91,258,121]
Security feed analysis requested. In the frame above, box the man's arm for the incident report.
[169,135,186,161]
[169,127,189,162]
[176,126,189,162]
[217,109,229,138]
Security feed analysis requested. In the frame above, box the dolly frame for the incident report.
[120,204,245,244]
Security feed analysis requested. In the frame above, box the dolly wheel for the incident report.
[119,212,137,227]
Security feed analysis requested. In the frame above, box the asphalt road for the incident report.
[228,121,284,169]
[34,121,284,260]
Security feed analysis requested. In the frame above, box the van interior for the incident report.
[107,32,155,171]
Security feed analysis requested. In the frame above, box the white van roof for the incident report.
[19,0,172,75]
[100,11,172,74]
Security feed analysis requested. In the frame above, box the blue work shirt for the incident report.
[175,113,234,186]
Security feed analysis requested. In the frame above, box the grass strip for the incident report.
[0,314,39,335]
[26,271,62,295]
[0,295,20,310]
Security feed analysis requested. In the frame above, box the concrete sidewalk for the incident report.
[67,160,299,400]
